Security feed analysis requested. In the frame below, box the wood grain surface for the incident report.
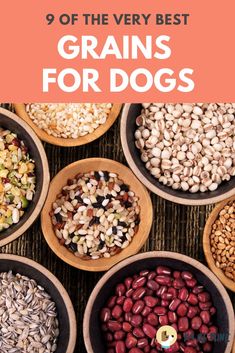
[0,104,234,352]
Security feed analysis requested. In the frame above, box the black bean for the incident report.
[94,171,100,180]
[125,201,132,208]
[89,218,96,227]
[112,226,117,235]
[118,221,127,227]
[68,242,77,252]
[55,213,63,223]
[97,196,105,203]
[103,171,109,181]
[135,216,140,225]
[120,183,129,192]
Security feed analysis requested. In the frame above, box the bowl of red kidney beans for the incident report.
[83,251,234,353]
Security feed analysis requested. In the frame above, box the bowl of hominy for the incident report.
[0,254,76,353]
[14,103,122,147]
[0,108,50,247]
[121,103,235,205]
[41,158,153,271]
[203,195,235,292]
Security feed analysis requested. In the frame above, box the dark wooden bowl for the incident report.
[121,104,235,206]
[84,251,234,353]
[0,254,76,353]
[0,108,50,246]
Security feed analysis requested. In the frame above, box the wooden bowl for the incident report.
[83,251,234,353]
[0,108,50,247]
[121,103,235,206]
[203,195,235,292]
[14,104,122,147]
[41,158,153,271]
[0,254,76,353]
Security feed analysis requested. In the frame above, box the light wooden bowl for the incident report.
[14,104,122,147]
[0,108,50,247]
[0,254,76,353]
[121,103,235,206]
[203,195,235,292]
[84,251,234,353]
[41,158,153,271]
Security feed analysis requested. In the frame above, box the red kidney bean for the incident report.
[187,293,198,306]
[178,287,189,301]
[132,288,146,300]
[147,280,159,291]
[156,266,171,276]
[157,286,167,296]
[177,303,188,317]
[185,279,197,288]
[124,277,133,290]
[210,306,216,315]
[161,299,170,307]
[181,271,193,280]
[198,292,211,303]
[107,296,117,308]
[200,310,210,324]
[140,270,149,277]
[155,275,172,286]
[126,289,134,298]
[178,317,189,332]
[168,287,177,298]
[171,323,178,332]
[169,298,181,311]
[123,322,132,332]
[125,335,137,349]
[101,324,108,332]
[143,324,157,339]
[142,306,152,317]
[144,296,158,308]
[161,292,173,300]
[207,326,218,342]
[184,348,197,353]
[168,311,177,323]
[199,324,209,334]
[199,301,212,310]
[112,305,122,319]
[192,285,204,294]
[186,339,198,347]
[187,306,199,319]
[114,331,125,340]
[116,284,126,296]
[115,341,126,353]
[105,333,113,342]
[166,341,180,353]
[100,308,111,322]
[123,298,133,313]
[129,348,142,353]
[144,346,150,353]
[191,316,202,330]
[153,306,167,315]
[145,289,154,296]
[173,278,185,289]
[132,300,145,314]
[131,315,142,327]
[173,270,181,278]
[124,313,132,322]
[147,271,156,280]
[107,321,122,332]
[147,313,158,326]
[159,314,168,326]
[137,338,148,348]
[203,342,213,352]
[132,276,147,289]
[116,296,125,305]
[133,327,145,338]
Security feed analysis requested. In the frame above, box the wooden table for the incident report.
[0,104,234,352]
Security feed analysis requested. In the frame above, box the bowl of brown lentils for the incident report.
[121,103,235,205]
[41,158,153,271]
[203,195,235,292]
[0,254,77,353]
[0,108,50,247]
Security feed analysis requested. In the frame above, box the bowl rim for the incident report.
[83,251,235,353]
[203,195,235,292]
[120,103,235,206]
[0,253,77,353]
[41,157,153,271]
[14,103,122,147]
[0,107,50,247]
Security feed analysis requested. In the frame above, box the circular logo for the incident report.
[156,325,177,349]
